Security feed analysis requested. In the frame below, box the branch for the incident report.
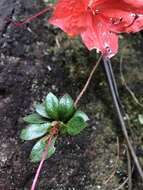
[8,5,53,27]
[31,126,59,190]
[102,57,143,181]
[31,135,53,190]
[74,55,102,107]
[104,137,120,185]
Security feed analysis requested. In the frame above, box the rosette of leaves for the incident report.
[20,92,89,162]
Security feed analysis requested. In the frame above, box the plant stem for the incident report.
[9,5,52,27]
[102,57,143,181]
[74,55,102,107]
[104,137,120,184]
[31,135,53,190]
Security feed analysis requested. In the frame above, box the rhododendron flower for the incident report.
[49,0,143,58]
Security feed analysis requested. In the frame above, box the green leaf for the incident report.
[67,116,87,136]
[35,103,50,118]
[138,114,143,125]
[30,137,56,162]
[46,0,57,4]
[23,113,47,124]
[59,94,75,121]
[20,123,51,140]
[74,110,89,122]
[45,92,59,120]
[59,122,67,135]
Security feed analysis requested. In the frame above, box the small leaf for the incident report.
[59,122,67,135]
[20,123,51,140]
[138,114,143,125]
[23,113,47,124]
[74,110,89,122]
[59,94,75,121]
[30,137,56,162]
[67,116,87,136]
[45,92,59,120]
[47,0,57,4]
[35,103,50,118]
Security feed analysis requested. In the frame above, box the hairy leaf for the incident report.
[35,103,50,118]
[46,92,59,120]
[67,116,87,136]
[20,123,51,140]
[59,94,75,121]
[30,137,56,162]
[74,110,89,122]
[23,113,47,124]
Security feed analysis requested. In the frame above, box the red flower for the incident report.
[49,0,143,58]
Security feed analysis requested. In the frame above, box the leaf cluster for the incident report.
[20,92,89,162]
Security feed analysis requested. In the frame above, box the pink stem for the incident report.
[10,5,52,27]
[31,135,53,190]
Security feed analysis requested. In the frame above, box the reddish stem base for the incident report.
[31,127,58,190]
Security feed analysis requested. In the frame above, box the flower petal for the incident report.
[123,0,143,8]
[81,14,118,58]
[49,0,87,36]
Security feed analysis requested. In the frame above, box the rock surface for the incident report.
[0,0,143,189]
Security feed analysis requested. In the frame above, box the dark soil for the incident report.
[0,1,143,190]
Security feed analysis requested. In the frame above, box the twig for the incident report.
[102,57,143,181]
[103,58,143,180]
[104,137,120,185]
[31,135,53,190]
[114,177,129,190]
[122,124,143,180]
[74,55,102,107]
[120,55,143,108]
[31,125,59,190]
[8,5,53,27]
[114,162,134,190]
[127,146,132,190]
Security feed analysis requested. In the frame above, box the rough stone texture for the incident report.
[0,0,143,190]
